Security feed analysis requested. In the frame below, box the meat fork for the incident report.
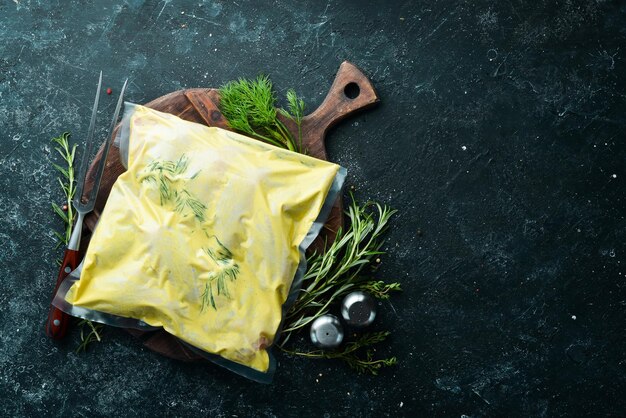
[45,72,128,339]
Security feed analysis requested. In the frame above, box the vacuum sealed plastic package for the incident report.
[54,103,346,382]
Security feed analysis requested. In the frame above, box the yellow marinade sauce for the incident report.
[65,105,341,372]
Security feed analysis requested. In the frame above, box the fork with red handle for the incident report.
[45,72,128,339]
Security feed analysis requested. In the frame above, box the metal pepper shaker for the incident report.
[341,291,376,328]
[310,314,344,348]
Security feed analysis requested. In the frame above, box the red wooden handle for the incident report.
[45,249,79,339]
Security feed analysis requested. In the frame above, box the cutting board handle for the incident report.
[301,61,379,159]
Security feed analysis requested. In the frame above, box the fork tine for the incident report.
[74,71,102,206]
[85,78,128,206]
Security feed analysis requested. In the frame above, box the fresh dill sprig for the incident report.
[219,75,305,153]
[280,331,397,375]
[278,89,306,152]
[50,132,76,248]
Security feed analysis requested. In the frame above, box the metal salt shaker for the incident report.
[310,314,344,348]
[341,291,376,328]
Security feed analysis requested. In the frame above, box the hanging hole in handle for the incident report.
[344,82,360,99]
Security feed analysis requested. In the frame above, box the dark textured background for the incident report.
[1,0,625,416]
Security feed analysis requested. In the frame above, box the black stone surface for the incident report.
[1,1,624,416]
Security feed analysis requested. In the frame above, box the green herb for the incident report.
[219,75,305,153]
[360,280,402,300]
[142,154,206,222]
[280,331,397,375]
[142,154,241,312]
[50,132,76,248]
[175,189,207,223]
[281,196,400,336]
[75,319,104,353]
[278,195,401,374]
[50,132,104,352]
[201,235,240,311]
[278,89,306,152]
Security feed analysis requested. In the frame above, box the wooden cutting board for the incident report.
[79,61,379,362]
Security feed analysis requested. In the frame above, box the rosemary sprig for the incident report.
[142,155,206,222]
[175,190,207,223]
[201,236,240,311]
[219,75,305,153]
[200,264,239,311]
[50,132,104,352]
[50,132,76,248]
[280,331,397,375]
[278,195,401,374]
[281,196,399,336]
